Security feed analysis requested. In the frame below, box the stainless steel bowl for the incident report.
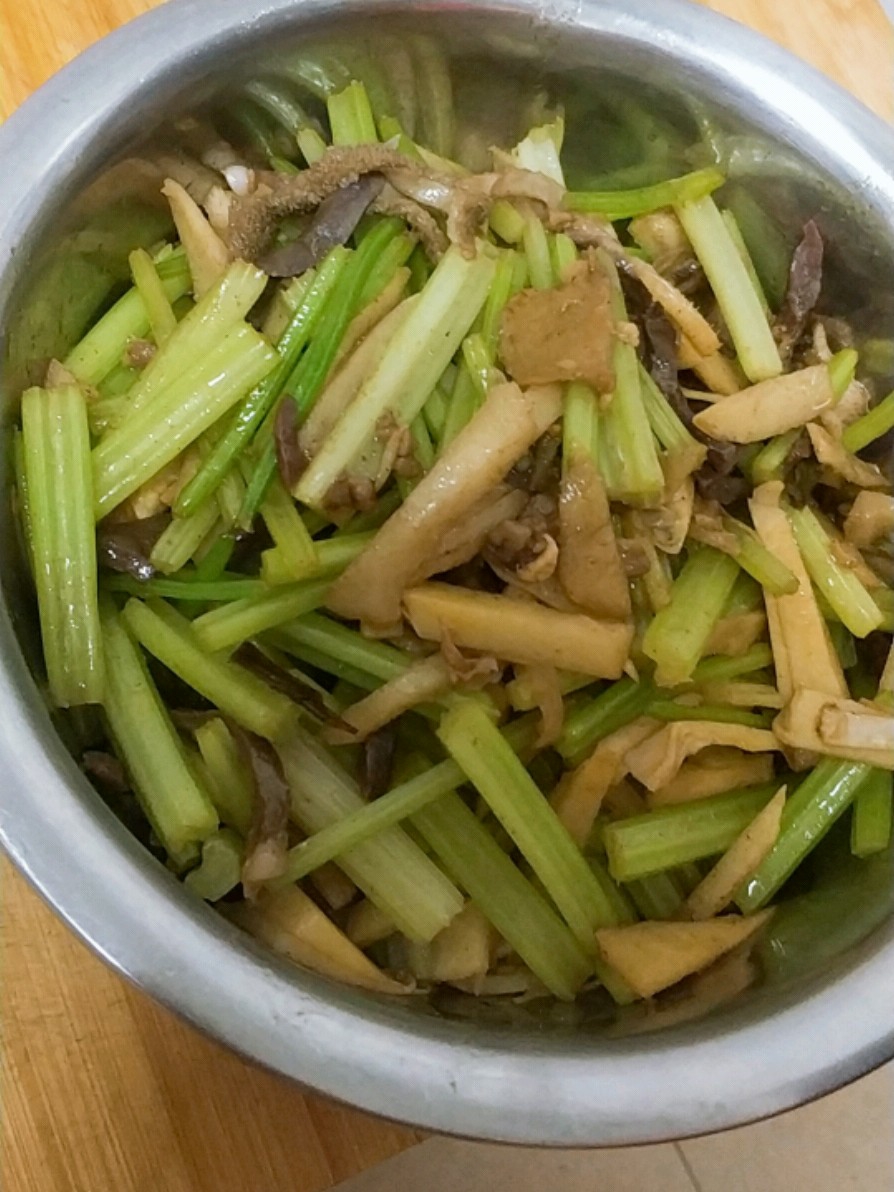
[2,0,893,1147]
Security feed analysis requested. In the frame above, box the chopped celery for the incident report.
[566,167,725,220]
[190,579,331,654]
[22,386,103,706]
[438,700,622,944]
[842,389,894,454]
[828,349,859,400]
[787,504,883,638]
[129,248,178,344]
[278,728,464,942]
[722,514,799,597]
[440,364,480,448]
[194,718,253,834]
[297,127,328,165]
[272,612,409,683]
[851,769,893,858]
[721,209,770,314]
[184,828,244,901]
[327,80,378,145]
[522,211,554,291]
[625,872,686,920]
[355,232,415,309]
[174,248,350,518]
[63,251,191,386]
[648,701,772,729]
[123,598,297,740]
[260,476,319,579]
[93,325,277,519]
[260,531,373,586]
[489,199,526,245]
[638,364,705,462]
[461,333,492,402]
[150,500,220,575]
[550,233,578,283]
[295,245,496,508]
[605,782,780,882]
[101,600,218,854]
[104,574,266,604]
[558,677,656,766]
[688,644,775,686]
[643,546,741,686]
[737,761,872,912]
[749,428,802,485]
[676,195,783,383]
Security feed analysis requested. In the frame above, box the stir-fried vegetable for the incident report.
[13,50,893,1017]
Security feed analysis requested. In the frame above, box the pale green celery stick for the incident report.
[723,571,764,616]
[749,428,802,485]
[851,769,893,858]
[490,199,526,245]
[97,362,139,400]
[243,79,316,135]
[123,598,297,740]
[461,333,491,402]
[601,255,665,504]
[647,701,772,729]
[93,326,276,519]
[828,620,858,671]
[625,872,686,920]
[550,234,578,282]
[327,80,378,145]
[191,535,234,582]
[786,504,883,638]
[566,166,726,220]
[721,209,770,314]
[63,251,191,385]
[123,261,269,417]
[558,677,656,765]
[355,233,415,309]
[215,463,246,530]
[480,249,518,355]
[267,635,381,692]
[194,718,253,834]
[737,761,873,912]
[260,532,373,586]
[438,699,622,944]
[174,248,350,519]
[588,857,639,925]
[260,475,319,579]
[184,828,244,901]
[129,248,177,344]
[262,272,316,343]
[377,114,422,158]
[409,414,436,473]
[422,383,450,442]
[190,579,331,654]
[719,513,798,596]
[564,380,597,456]
[676,195,783,382]
[723,188,790,310]
[22,386,103,706]
[508,669,593,712]
[410,35,454,158]
[828,348,859,399]
[605,782,781,882]
[295,245,496,507]
[269,156,300,174]
[297,127,328,164]
[414,789,592,1000]
[638,364,705,460]
[150,500,220,575]
[522,210,554,291]
[278,728,464,942]
[688,644,775,686]
[103,574,267,603]
[272,611,409,682]
[842,389,894,454]
[101,600,218,853]
[875,589,894,633]
[440,364,480,448]
[643,546,742,686]
[88,396,129,438]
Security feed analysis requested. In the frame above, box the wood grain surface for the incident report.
[0,3,891,1192]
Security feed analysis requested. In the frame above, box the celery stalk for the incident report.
[566,167,726,220]
[328,80,378,145]
[723,514,799,597]
[150,500,220,575]
[104,574,266,603]
[522,211,554,290]
[184,828,244,901]
[647,701,772,729]
[272,612,409,682]
[676,195,783,382]
[749,428,802,485]
[558,677,655,765]
[278,728,464,942]
[721,209,770,314]
[842,390,894,454]
[22,386,104,706]
[101,600,218,854]
[440,364,480,448]
[851,769,893,858]
[688,644,774,685]
[123,598,297,739]
[638,364,705,462]
[625,872,686,920]
[93,326,277,519]
[194,718,253,834]
[550,233,578,282]
[605,782,780,882]
[260,531,373,586]
[129,248,177,345]
[643,546,742,686]
[189,579,330,654]
[260,475,319,579]
[295,245,497,508]
[787,504,883,638]
[438,700,622,944]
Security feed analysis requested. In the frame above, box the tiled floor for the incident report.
[334,1063,892,1192]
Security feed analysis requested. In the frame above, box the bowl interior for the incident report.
[2,0,893,1143]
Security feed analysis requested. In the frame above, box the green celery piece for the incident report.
[721,208,770,314]
[414,791,593,1001]
[676,195,783,383]
[104,574,267,604]
[190,579,331,654]
[480,249,519,355]
[828,349,859,400]
[272,612,410,682]
[123,261,268,417]
[93,326,277,519]
[123,598,297,740]
[875,589,894,633]
[786,504,883,638]
[355,232,416,310]
[150,500,220,576]
[522,211,554,290]
[489,199,526,245]
[588,857,639,925]
[194,718,253,834]
[327,80,378,145]
[737,761,873,913]
[722,513,799,597]
[440,363,480,448]
[723,187,791,310]
[278,728,464,942]
[260,475,319,579]
[22,386,103,706]
[174,248,350,518]
[296,127,328,165]
[638,364,705,460]
[605,782,781,882]
[437,699,622,944]
[461,332,492,402]
[624,872,686,920]
[550,233,578,282]
[184,828,244,901]
[688,644,775,686]
[260,531,373,586]
[100,600,218,854]
[295,244,496,508]
[558,677,655,765]
[842,389,894,454]
[643,546,741,687]
[129,248,177,344]
[566,167,726,220]
[750,428,802,486]
[63,251,191,386]
[647,701,772,729]
[851,769,894,858]
[265,636,381,692]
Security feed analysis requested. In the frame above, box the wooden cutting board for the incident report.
[0,4,891,1192]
